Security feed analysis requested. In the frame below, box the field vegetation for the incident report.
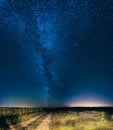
[0,107,44,130]
[0,107,113,130]
[50,109,113,130]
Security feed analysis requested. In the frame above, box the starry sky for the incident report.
[0,0,113,107]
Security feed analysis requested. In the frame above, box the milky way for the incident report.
[0,0,113,107]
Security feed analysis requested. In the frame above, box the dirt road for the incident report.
[9,114,45,130]
[34,114,51,130]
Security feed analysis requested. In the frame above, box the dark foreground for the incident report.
[0,107,113,130]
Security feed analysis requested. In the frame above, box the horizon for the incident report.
[0,104,113,108]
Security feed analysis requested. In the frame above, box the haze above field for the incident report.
[0,0,113,107]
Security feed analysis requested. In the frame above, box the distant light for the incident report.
[69,100,111,107]
[68,95,112,107]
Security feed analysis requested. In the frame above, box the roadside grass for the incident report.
[0,107,44,129]
[50,111,113,130]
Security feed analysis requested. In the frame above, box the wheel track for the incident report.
[9,113,46,130]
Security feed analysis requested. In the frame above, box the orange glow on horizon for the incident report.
[68,96,111,107]
[69,100,111,107]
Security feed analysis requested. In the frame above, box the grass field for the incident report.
[0,107,45,130]
[0,107,113,130]
[50,107,113,130]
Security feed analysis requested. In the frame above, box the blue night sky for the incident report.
[0,0,113,107]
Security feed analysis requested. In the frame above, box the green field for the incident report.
[0,107,45,130]
[51,109,113,130]
[51,111,113,130]
[0,107,113,130]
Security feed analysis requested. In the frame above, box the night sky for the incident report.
[0,0,113,107]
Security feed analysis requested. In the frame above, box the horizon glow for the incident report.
[68,94,112,107]
[69,101,111,107]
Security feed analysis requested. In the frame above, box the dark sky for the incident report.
[0,0,113,107]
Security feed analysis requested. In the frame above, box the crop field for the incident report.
[0,107,113,130]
